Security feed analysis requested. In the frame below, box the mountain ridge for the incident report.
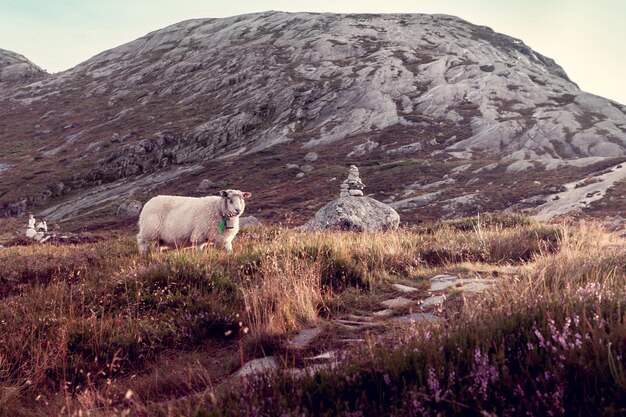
[0,11,625,229]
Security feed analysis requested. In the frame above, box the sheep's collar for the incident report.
[218,217,227,234]
[218,202,236,234]
[219,216,236,233]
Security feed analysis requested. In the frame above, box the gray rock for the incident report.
[195,178,215,193]
[304,152,318,162]
[235,357,278,377]
[289,327,322,349]
[301,164,314,173]
[380,296,413,309]
[458,281,492,293]
[349,189,363,196]
[389,192,442,210]
[386,142,424,157]
[429,275,459,291]
[420,295,446,308]
[393,283,419,293]
[296,172,305,179]
[239,215,261,228]
[306,351,336,361]
[0,49,48,82]
[373,309,393,317]
[300,196,400,232]
[285,163,300,169]
[393,313,441,324]
[347,140,379,158]
[116,200,142,217]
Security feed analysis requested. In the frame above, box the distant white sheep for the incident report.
[137,189,252,253]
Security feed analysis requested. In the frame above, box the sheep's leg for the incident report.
[190,229,205,251]
[223,240,233,252]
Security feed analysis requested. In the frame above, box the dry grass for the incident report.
[0,214,595,416]
[204,221,626,417]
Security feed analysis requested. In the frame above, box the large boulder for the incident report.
[195,178,216,193]
[301,196,399,232]
[239,215,262,228]
[117,200,143,217]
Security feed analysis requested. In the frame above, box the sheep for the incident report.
[137,189,252,253]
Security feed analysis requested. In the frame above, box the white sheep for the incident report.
[137,189,252,253]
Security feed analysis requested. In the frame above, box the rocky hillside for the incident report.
[0,49,48,83]
[0,11,625,230]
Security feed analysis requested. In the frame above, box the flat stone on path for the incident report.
[334,319,374,326]
[347,314,373,322]
[381,296,413,309]
[339,338,365,343]
[421,294,446,308]
[393,283,419,293]
[393,312,441,324]
[429,275,460,291]
[306,351,336,361]
[458,281,493,293]
[289,327,322,349]
[236,357,278,377]
[373,309,393,317]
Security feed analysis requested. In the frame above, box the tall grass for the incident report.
[204,222,626,417]
[0,214,570,416]
[242,247,322,336]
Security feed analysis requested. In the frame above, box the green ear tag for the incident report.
[218,217,227,234]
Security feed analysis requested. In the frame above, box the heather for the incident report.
[207,224,626,417]
[0,215,623,416]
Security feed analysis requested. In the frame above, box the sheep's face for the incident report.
[220,190,252,217]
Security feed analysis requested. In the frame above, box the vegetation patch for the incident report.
[0,217,623,416]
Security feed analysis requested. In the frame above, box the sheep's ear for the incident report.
[243,192,252,199]
[220,190,228,197]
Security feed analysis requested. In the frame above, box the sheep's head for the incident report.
[220,189,251,217]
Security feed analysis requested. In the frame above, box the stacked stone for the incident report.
[340,165,365,197]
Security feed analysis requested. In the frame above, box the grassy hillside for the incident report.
[0,214,624,416]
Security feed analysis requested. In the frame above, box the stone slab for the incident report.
[381,296,413,309]
[393,283,419,293]
[373,309,393,317]
[236,357,278,377]
[429,275,460,291]
[393,313,441,324]
[306,351,336,361]
[289,327,322,349]
[420,294,446,308]
[458,281,493,293]
[347,314,373,322]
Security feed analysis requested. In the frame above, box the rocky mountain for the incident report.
[0,11,625,231]
[0,49,48,83]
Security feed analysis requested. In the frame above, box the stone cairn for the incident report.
[340,165,365,197]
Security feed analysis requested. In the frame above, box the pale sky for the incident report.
[1,0,625,104]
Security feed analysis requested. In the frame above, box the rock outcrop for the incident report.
[302,166,399,232]
[117,200,143,217]
[301,197,400,232]
[0,49,48,83]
